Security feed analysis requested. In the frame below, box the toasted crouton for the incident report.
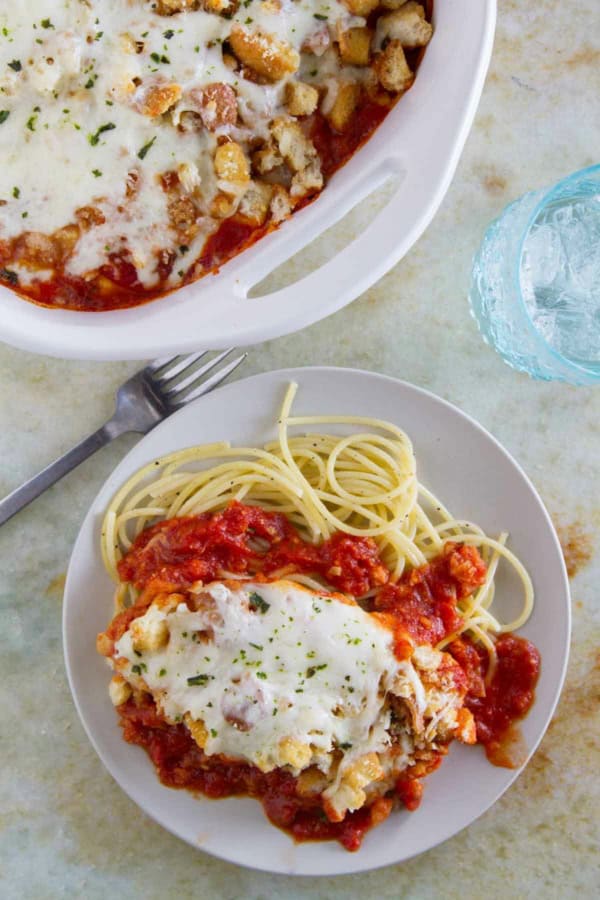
[375,4,433,50]
[290,158,324,199]
[214,141,251,188]
[373,40,414,92]
[168,196,199,236]
[229,25,299,81]
[285,80,319,116]
[270,184,292,222]
[270,117,318,172]
[238,180,273,226]
[252,144,284,174]
[137,82,182,117]
[324,81,360,132]
[338,27,373,67]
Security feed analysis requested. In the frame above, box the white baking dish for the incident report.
[0,1,496,361]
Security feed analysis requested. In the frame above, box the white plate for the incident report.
[0,2,496,360]
[63,367,570,875]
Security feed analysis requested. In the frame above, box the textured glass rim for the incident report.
[515,162,600,380]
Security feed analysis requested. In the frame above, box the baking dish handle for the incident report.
[236,161,438,315]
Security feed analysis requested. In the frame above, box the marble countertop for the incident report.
[1,1,599,897]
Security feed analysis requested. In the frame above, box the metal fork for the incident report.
[0,349,247,527]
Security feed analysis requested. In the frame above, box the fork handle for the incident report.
[0,417,124,527]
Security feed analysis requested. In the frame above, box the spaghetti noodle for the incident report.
[101,382,534,675]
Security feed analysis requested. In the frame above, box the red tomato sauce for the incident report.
[310,100,390,180]
[111,500,541,847]
[118,500,389,599]
[119,694,391,852]
[373,543,487,644]
[196,217,270,273]
[450,635,541,767]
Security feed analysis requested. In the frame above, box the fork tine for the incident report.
[154,350,210,384]
[146,354,178,373]
[164,348,234,396]
[171,354,247,408]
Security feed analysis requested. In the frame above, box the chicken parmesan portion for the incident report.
[0,1,432,310]
[98,578,475,832]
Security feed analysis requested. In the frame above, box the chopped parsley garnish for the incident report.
[131,664,142,675]
[159,668,167,677]
[0,268,18,285]
[187,673,211,686]
[88,122,116,146]
[26,114,37,132]
[85,75,97,89]
[256,672,267,680]
[249,642,263,651]
[249,592,270,614]
[12,186,19,198]
[210,728,218,737]
[40,18,55,29]
[339,742,353,750]
[95,31,104,41]
[138,135,156,159]
[8,60,21,72]
[306,664,327,678]
[92,169,102,177]
[150,52,170,65]
[313,13,328,20]
[163,29,175,39]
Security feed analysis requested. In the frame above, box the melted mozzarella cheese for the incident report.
[0,0,358,287]
[115,580,408,773]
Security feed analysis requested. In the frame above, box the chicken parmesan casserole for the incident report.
[0,1,432,311]
[96,388,541,851]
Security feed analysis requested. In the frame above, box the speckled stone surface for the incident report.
[1,2,599,897]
